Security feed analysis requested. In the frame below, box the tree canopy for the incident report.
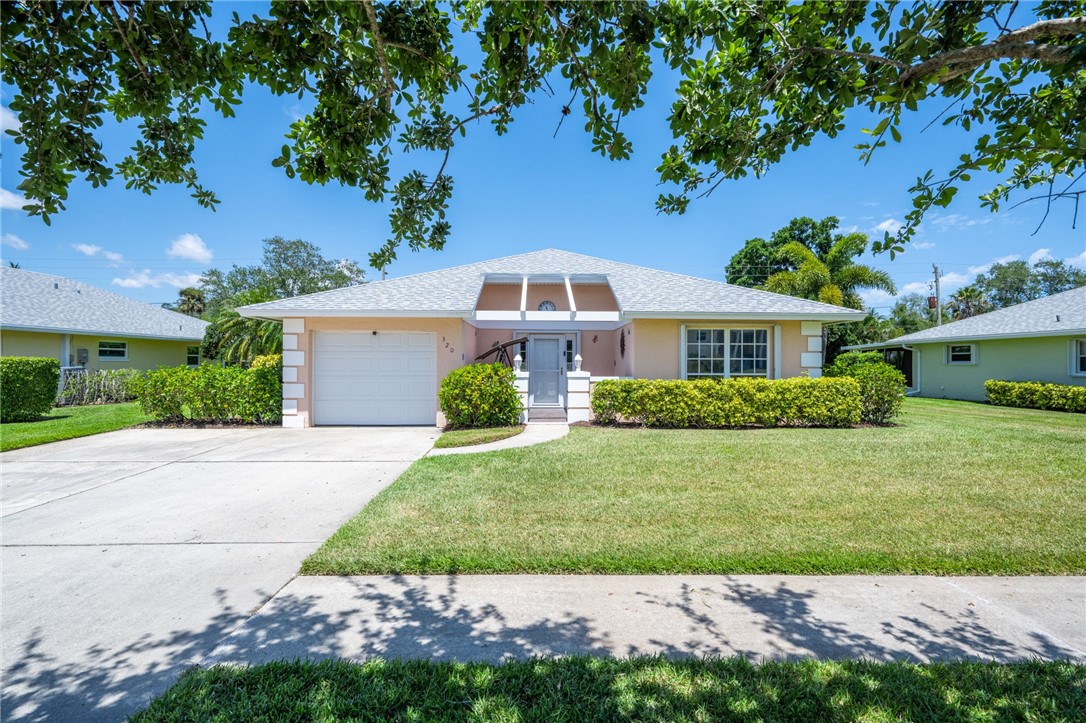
[4,2,1084,267]
[973,258,1086,308]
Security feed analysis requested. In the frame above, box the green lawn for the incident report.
[133,657,1084,722]
[0,403,152,452]
[303,398,1086,575]
[434,425,525,449]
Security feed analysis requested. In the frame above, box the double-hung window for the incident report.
[186,345,200,367]
[1074,339,1086,376]
[946,344,975,364]
[98,341,128,361]
[685,328,768,379]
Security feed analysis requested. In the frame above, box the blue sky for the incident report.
[2,4,1083,313]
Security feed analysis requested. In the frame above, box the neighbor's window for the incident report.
[686,328,768,378]
[1075,339,1086,375]
[186,345,200,366]
[946,344,975,364]
[98,341,128,361]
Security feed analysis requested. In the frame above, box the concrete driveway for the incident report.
[1,426,437,722]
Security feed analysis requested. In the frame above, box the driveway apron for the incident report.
[1,426,436,722]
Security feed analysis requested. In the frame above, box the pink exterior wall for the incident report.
[614,323,634,377]
[475,283,618,312]
[631,319,814,379]
[469,327,618,376]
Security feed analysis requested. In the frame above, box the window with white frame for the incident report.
[186,345,200,367]
[946,344,975,364]
[685,328,768,378]
[1074,339,1086,375]
[98,341,128,361]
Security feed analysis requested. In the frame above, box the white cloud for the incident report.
[112,270,201,289]
[2,233,29,250]
[0,105,19,134]
[967,254,1019,276]
[73,243,125,265]
[73,243,103,257]
[940,272,970,285]
[1066,250,1086,268]
[873,218,903,235]
[1028,248,1053,265]
[859,289,896,306]
[899,281,930,296]
[1,187,27,210]
[840,224,861,234]
[929,213,993,230]
[166,233,213,264]
[912,241,936,250]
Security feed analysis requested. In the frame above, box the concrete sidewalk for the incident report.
[206,575,1086,666]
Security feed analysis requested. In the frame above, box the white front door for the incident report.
[528,335,565,407]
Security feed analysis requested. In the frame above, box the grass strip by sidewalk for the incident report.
[303,398,1086,576]
[133,657,1085,722]
[0,403,151,452]
[434,425,525,449]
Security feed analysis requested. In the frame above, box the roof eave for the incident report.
[0,323,207,342]
[850,327,1086,348]
[622,310,867,323]
[237,308,473,321]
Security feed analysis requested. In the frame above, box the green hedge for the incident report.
[985,380,1086,413]
[591,377,861,428]
[58,369,142,406]
[1,357,60,422]
[823,353,907,425]
[131,364,281,424]
[438,363,522,429]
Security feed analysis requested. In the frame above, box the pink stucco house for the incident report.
[238,249,865,427]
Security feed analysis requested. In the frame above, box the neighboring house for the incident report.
[0,267,209,374]
[239,249,865,427]
[848,286,1086,402]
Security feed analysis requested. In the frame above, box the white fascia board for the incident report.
[237,308,471,320]
[622,311,868,322]
[852,327,1086,348]
[0,323,206,342]
[466,318,624,331]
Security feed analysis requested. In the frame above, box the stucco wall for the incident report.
[1,329,197,371]
[615,323,634,377]
[631,319,816,379]
[0,330,63,360]
[469,327,618,375]
[475,283,618,312]
[913,335,1086,401]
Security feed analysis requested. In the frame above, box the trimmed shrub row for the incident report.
[823,351,907,425]
[985,380,1086,413]
[131,357,281,424]
[591,377,862,428]
[0,357,60,422]
[58,369,141,406]
[438,363,523,429]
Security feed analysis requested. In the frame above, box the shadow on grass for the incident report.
[2,414,72,425]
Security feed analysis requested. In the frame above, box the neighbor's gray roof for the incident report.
[239,248,865,320]
[1,267,209,341]
[856,286,1086,347]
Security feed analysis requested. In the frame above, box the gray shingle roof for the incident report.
[1,267,209,341]
[239,248,865,320]
[868,286,1086,345]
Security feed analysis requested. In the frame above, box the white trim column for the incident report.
[772,324,782,379]
[281,318,307,428]
[566,370,591,423]
[800,321,823,378]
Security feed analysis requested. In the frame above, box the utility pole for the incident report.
[933,264,942,326]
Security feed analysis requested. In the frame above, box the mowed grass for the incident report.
[133,657,1085,722]
[0,403,151,452]
[303,399,1086,576]
[435,425,525,449]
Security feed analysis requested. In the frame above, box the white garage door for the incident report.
[313,331,436,425]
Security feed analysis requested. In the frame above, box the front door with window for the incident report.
[528,335,565,407]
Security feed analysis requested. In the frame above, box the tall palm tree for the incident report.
[764,232,896,309]
[946,284,991,320]
[176,287,206,317]
[212,288,282,363]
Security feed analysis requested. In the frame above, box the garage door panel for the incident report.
[313,331,437,425]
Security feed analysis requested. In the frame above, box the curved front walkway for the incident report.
[428,423,569,456]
